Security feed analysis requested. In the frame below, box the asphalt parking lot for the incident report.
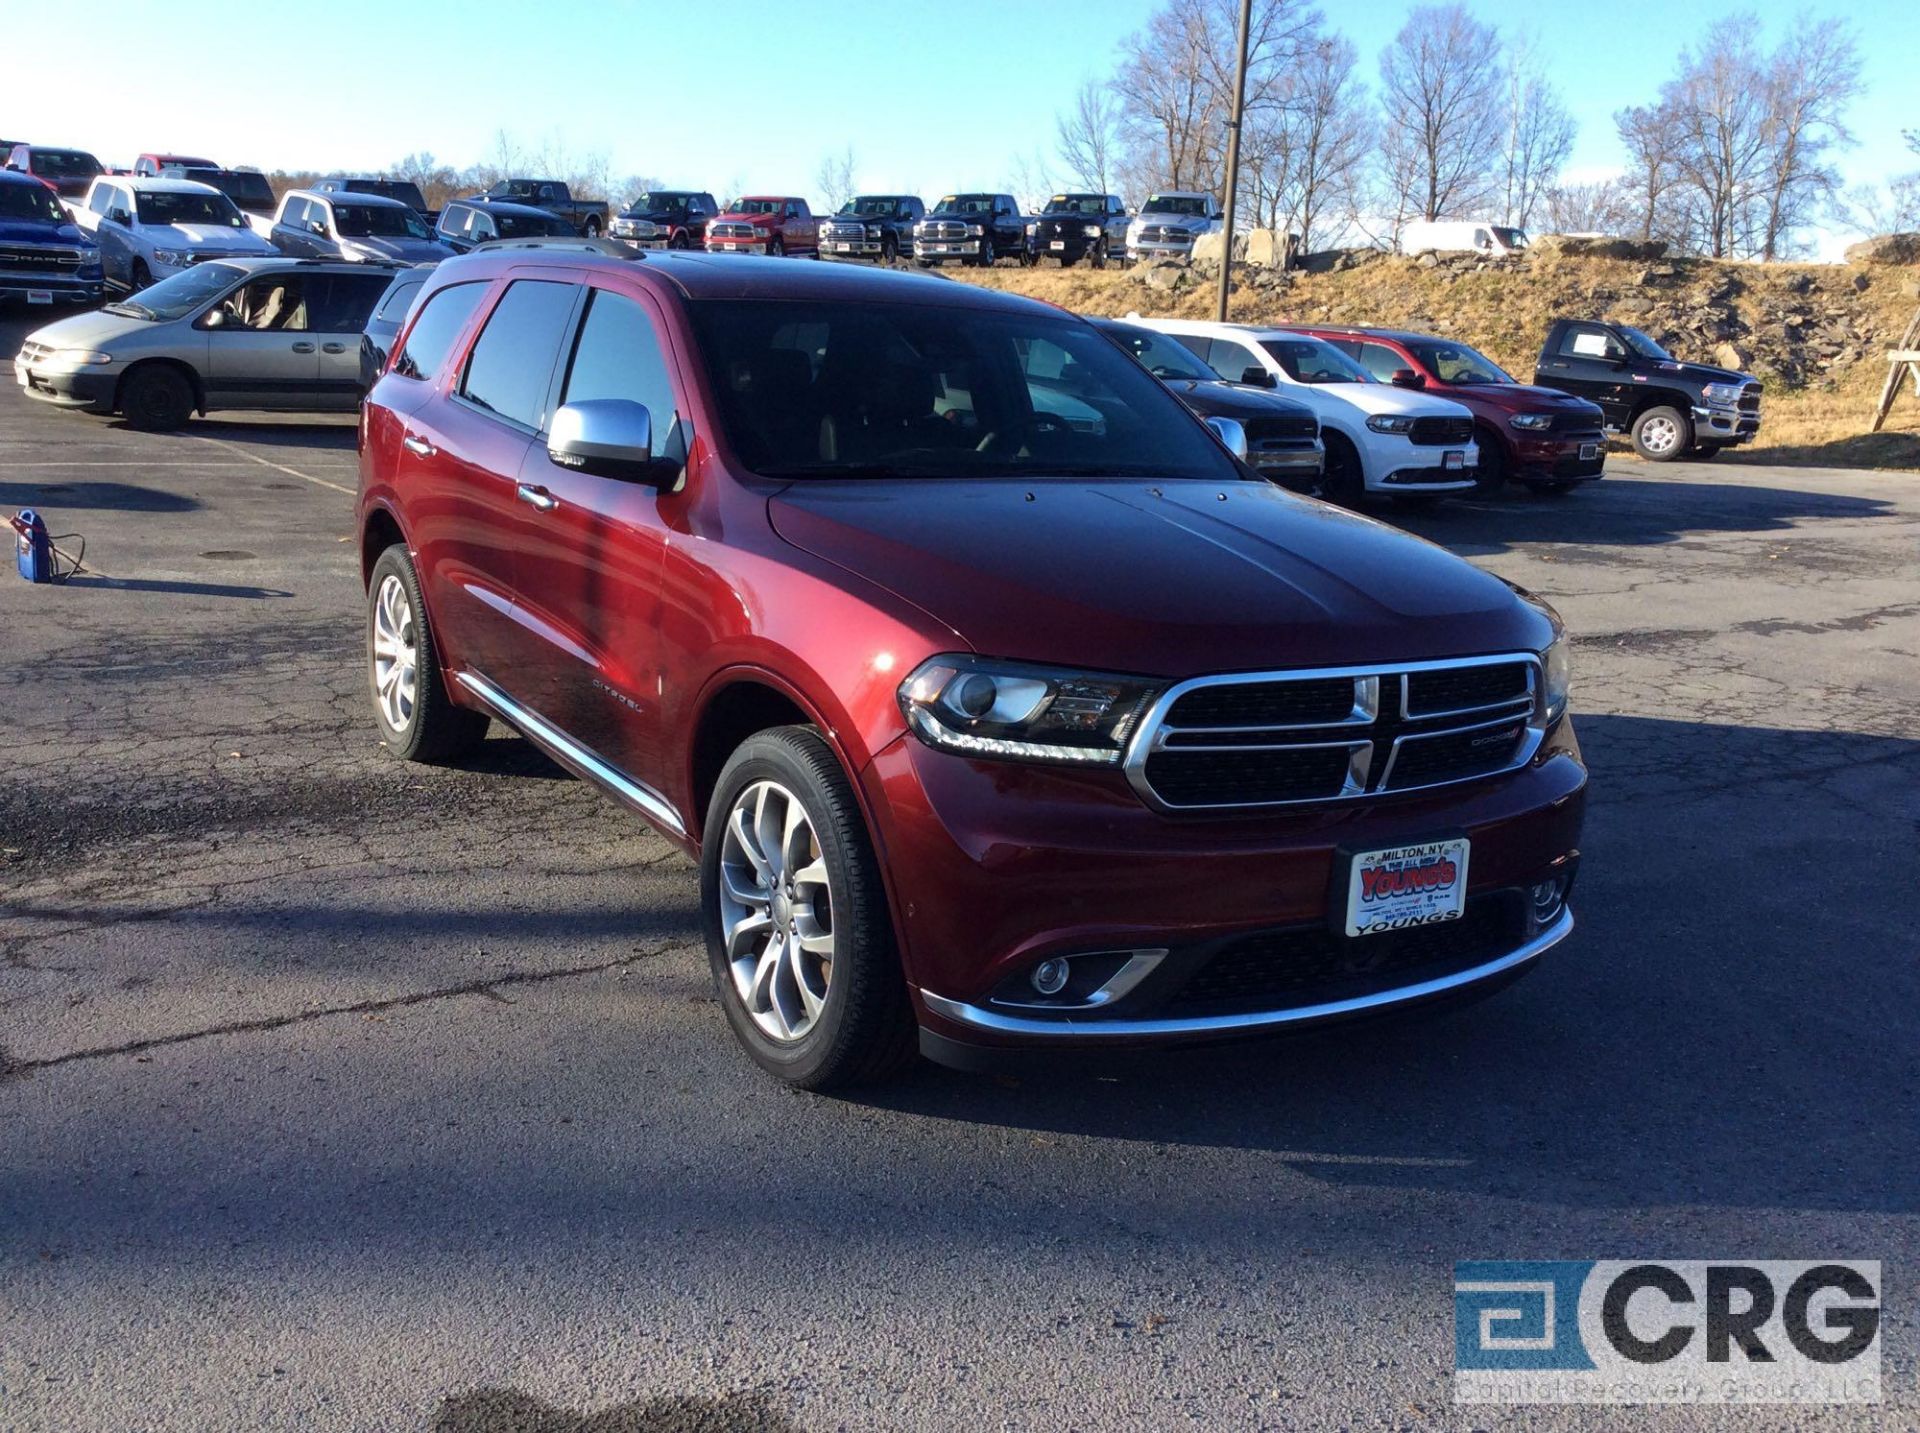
[2,302,1917,1433]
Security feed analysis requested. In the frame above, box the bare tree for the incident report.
[1542,178,1636,235]
[386,152,464,212]
[1659,19,1776,257]
[1500,36,1576,229]
[1756,15,1861,259]
[1275,31,1372,251]
[1378,3,1505,228]
[815,145,859,213]
[1614,103,1683,244]
[1848,173,1920,235]
[1005,149,1059,216]
[1057,79,1124,194]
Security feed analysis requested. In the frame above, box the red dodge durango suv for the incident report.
[358,249,1586,1088]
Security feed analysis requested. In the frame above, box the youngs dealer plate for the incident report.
[1345,838,1470,937]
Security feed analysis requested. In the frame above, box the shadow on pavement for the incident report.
[0,480,200,513]
[432,1389,800,1433]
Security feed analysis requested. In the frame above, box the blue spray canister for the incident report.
[12,509,53,584]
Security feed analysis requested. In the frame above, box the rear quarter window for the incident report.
[392,281,486,383]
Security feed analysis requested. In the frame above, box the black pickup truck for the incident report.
[1028,192,1129,266]
[1532,318,1762,462]
[473,179,610,238]
[820,194,924,262]
[913,193,1025,267]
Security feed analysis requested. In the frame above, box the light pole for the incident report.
[1214,0,1254,322]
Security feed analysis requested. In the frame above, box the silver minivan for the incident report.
[14,256,397,430]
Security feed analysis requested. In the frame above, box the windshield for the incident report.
[844,196,908,216]
[933,195,996,214]
[1619,326,1672,361]
[688,299,1238,482]
[33,150,102,178]
[492,180,552,199]
[1043,195,1107,215]
[106,261,245,321]
[729,198,782,215]
[334,204,430,239]
[135,190,246,228]
[1405,340,1513,385]
[1260,337,1371,384]
[0,181,67,224]
[628,192,692,214]
[1095,323,1215,383]
[494,211,569,238]
[1143,195,1209,217]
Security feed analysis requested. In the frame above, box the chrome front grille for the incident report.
[1408,416,1475,446]
[0,245,85,273]
[1138,225,1192,245]
[20,340,53,364]
[709,222,759,242]
[1738,382,1762,413]
[919,221,971,243]
[1125,655,1542,812]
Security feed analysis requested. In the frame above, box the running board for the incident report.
[454,671,687,839]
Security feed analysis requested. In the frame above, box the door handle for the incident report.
[291,341,315,353]
[402,434,435,457]
[322,342,346,354]
[516,483,559,512]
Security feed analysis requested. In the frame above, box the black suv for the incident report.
[914,193,1025,267]
[1533,318,1762,462]
[820,195,924,263]
[1029,192,1129,267]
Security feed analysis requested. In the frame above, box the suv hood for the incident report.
[1442,383,1604,416]
[768,479,1545,676]
[143,223,273,251]
[1298,382,1473,419]
[1163,379,1318,425]
[0,217,93,247]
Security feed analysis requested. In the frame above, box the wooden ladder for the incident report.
[1870,301,1920,433]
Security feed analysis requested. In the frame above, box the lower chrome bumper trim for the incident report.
[919,907,1573,1040]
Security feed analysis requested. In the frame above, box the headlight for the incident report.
[49,349,114,368]
[898,655,1160,766]
[966,224,984,236]
[1083,224,1102,238]
[1702,382,1741,405]
[1025,222,1037,235]
[1509,413,1555,431]
[1365,414,1416,435]
[151,248,180,265]
[1541,632,1571,723]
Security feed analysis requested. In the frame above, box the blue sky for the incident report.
[6,0,1911,249]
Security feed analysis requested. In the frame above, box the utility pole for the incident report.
[1214,0,1253,322]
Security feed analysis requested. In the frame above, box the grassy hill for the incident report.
[955,251,1920,471]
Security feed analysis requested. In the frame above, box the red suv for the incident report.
[358,250,1586,1088]
[1289,326,1608,496]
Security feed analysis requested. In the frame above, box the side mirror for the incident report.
[110,208,132,226]
[1390,368,1425,389]
[547,399,672,485]
[1204,415,1248,460]
[308,219,328,236]
[203,308,228,330]
[1239,365,1276,389]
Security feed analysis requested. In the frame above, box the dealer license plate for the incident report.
[1345,838,1470,937]
[1049,240,1066,250]
[1580,441,1601,460]
[830,242,853,252]
[27,291,52,304]
[1442,450,1465,469]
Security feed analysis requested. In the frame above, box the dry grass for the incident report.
[958,256,1920,471]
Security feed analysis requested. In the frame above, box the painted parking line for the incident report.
[188,434,358,496]
[0,461,257,468]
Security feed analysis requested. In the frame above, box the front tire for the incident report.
[1473,431,1507,494]
[768,234,785,258]
[701,727,915,1090]
[1632,405,1690,462]
[366,545,488,763]
[119,364,194,432]
[669,229,691,250]
[1317,431,1366,507]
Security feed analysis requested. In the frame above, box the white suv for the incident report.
[1130,317,1481,504]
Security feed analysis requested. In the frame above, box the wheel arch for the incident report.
[1627,388,1693,424]
[687,669,862,846]
[115,357,205,416]
[360,502,407,589]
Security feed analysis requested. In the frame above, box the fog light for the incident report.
[1030,958,1071,996]
[1530,876,1567,926]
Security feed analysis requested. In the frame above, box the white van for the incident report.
[1400,220,1528,258]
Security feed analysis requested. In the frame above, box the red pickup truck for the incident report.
[357,251,1584,1087]
[1288,325,1609,495]
[704,195,817,257]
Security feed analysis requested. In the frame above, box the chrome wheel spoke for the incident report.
[791,856,829,892]
[717,777,837,1044]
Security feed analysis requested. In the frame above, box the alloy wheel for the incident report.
[371,573,418,733]
[1640,415,1680,455]
[718,780,835,1042]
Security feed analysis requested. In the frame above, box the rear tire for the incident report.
[669,229,691,250]
[582,217,601,239]
[119,365,194,432]
[366,545,489,763]
[701,727,916,1090]
[1631,405,1690,462]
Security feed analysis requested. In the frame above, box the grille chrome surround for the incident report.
[920,220,972,243]
[1123,653,1544,813]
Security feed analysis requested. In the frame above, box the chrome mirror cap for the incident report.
[547,399,663,483]
[1204,414,1249,460]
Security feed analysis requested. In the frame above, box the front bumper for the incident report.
[1033,233,1101,262]
[15,360,116,411]
[1129,239,1196,261]
[1511,434,1607,482]
[0,276,103,305]
[706,238,769,254]
[865,721,1587,1052]
[914,238,988,261]
[1247,444,1325,481]
[1692,405,1760,446]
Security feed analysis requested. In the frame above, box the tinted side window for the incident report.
[1355,342,1406,382]
[561,289,679,447]
[1206,337,1263,381]
[460,280,579,430]
[310,272,394,331]
[374,274,427,323]
[393,281,486,382]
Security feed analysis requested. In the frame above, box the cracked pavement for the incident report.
[2,306,1917,1431]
